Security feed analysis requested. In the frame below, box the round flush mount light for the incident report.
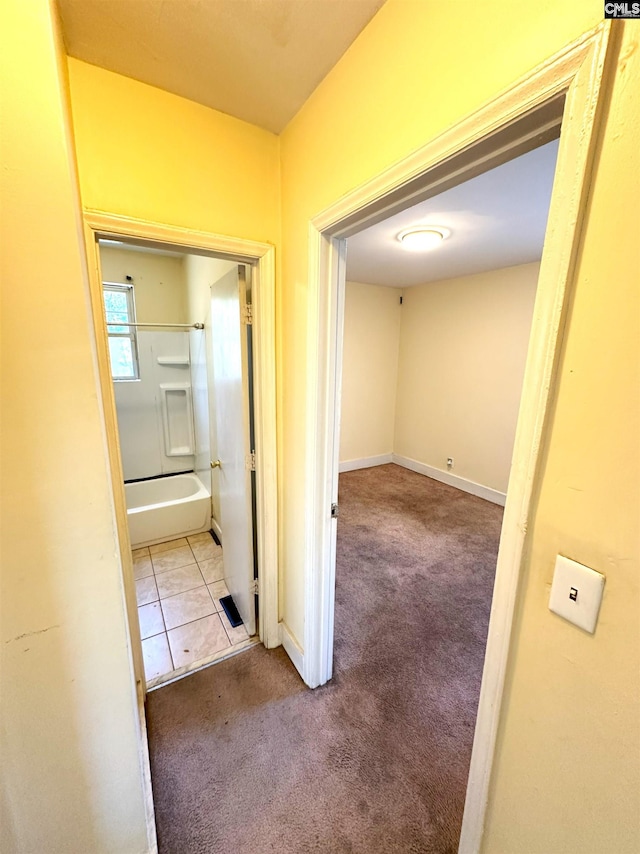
[397,226,450,251]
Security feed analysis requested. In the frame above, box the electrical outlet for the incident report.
[447,457,453,469]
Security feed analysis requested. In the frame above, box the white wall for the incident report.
[339,281,402,466]
[115,331,195,480]
[394,263,538,494]
[101,246,197,481]
[185,253,236,324]
[99,245,188,323]
[339,264,538,496]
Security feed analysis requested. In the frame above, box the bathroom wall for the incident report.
[99,245,188,323]
[185,253,236,324]
[99,245,198,481]
[102,243,238,501]
[115,331,196,480]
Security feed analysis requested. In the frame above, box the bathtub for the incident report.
[125,472,211,549]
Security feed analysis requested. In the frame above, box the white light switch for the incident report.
[549,555,605,633]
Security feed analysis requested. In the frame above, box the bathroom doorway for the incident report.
[83,215,279,693]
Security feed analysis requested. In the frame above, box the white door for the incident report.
[209,267,256,636]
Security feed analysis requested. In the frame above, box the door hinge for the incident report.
[245,451,256,471]
[250,578,259,595]
[242,304,253,325]
[331,502,339,519]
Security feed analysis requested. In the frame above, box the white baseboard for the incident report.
[339,453,393,473]
[279,621,304,679]
[391,454,506,506]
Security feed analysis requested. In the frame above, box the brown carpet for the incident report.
[146,464,503,853]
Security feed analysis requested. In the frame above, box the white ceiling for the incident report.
[57,0,386,134]
[346,139,560,288]
[98,239,184,258]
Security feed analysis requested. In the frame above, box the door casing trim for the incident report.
[302,21,612,854]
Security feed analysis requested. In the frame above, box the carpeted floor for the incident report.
[146,464,503,853]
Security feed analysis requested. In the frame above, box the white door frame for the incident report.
[303,21,612,853]
[83,210,280,668]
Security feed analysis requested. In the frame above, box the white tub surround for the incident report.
[189,327,212,502]
[114,331,196,480]
[125,473,211,548]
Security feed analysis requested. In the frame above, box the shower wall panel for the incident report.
[114,331,195,480]
[190,328,212,498]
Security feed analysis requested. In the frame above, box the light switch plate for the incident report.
[549,554,605,633]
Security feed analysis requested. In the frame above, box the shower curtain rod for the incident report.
[110,321,205,330]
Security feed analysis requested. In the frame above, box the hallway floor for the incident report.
[134,532,251,687]
[146,465,503,852]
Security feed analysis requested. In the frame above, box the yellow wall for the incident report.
[68,54,283,619]
[100,245,188,324]
[4,0,637,849]
[395,264,538,494]
[340,281,401,464]
[67,58,280,244]
[0,1,149,851]
[279,0,602,643]
[279,0,637,850]
[482,23,640,853]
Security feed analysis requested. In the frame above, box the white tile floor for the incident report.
[134,532,252,685]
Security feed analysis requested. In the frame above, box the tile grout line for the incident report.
[159,585,219,632]
[143,621,251,684]
[144,622,249,647]
[136,535,239,683]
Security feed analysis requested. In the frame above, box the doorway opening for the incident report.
[303,23,610,854]
[332,136,559,848]
[83,215,279,698]
[99,236,261,687]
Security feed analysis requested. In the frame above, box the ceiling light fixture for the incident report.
[397,226,449,251]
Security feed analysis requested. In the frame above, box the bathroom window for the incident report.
[103,283,139,380]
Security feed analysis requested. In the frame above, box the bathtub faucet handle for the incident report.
[210,460,222,469]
